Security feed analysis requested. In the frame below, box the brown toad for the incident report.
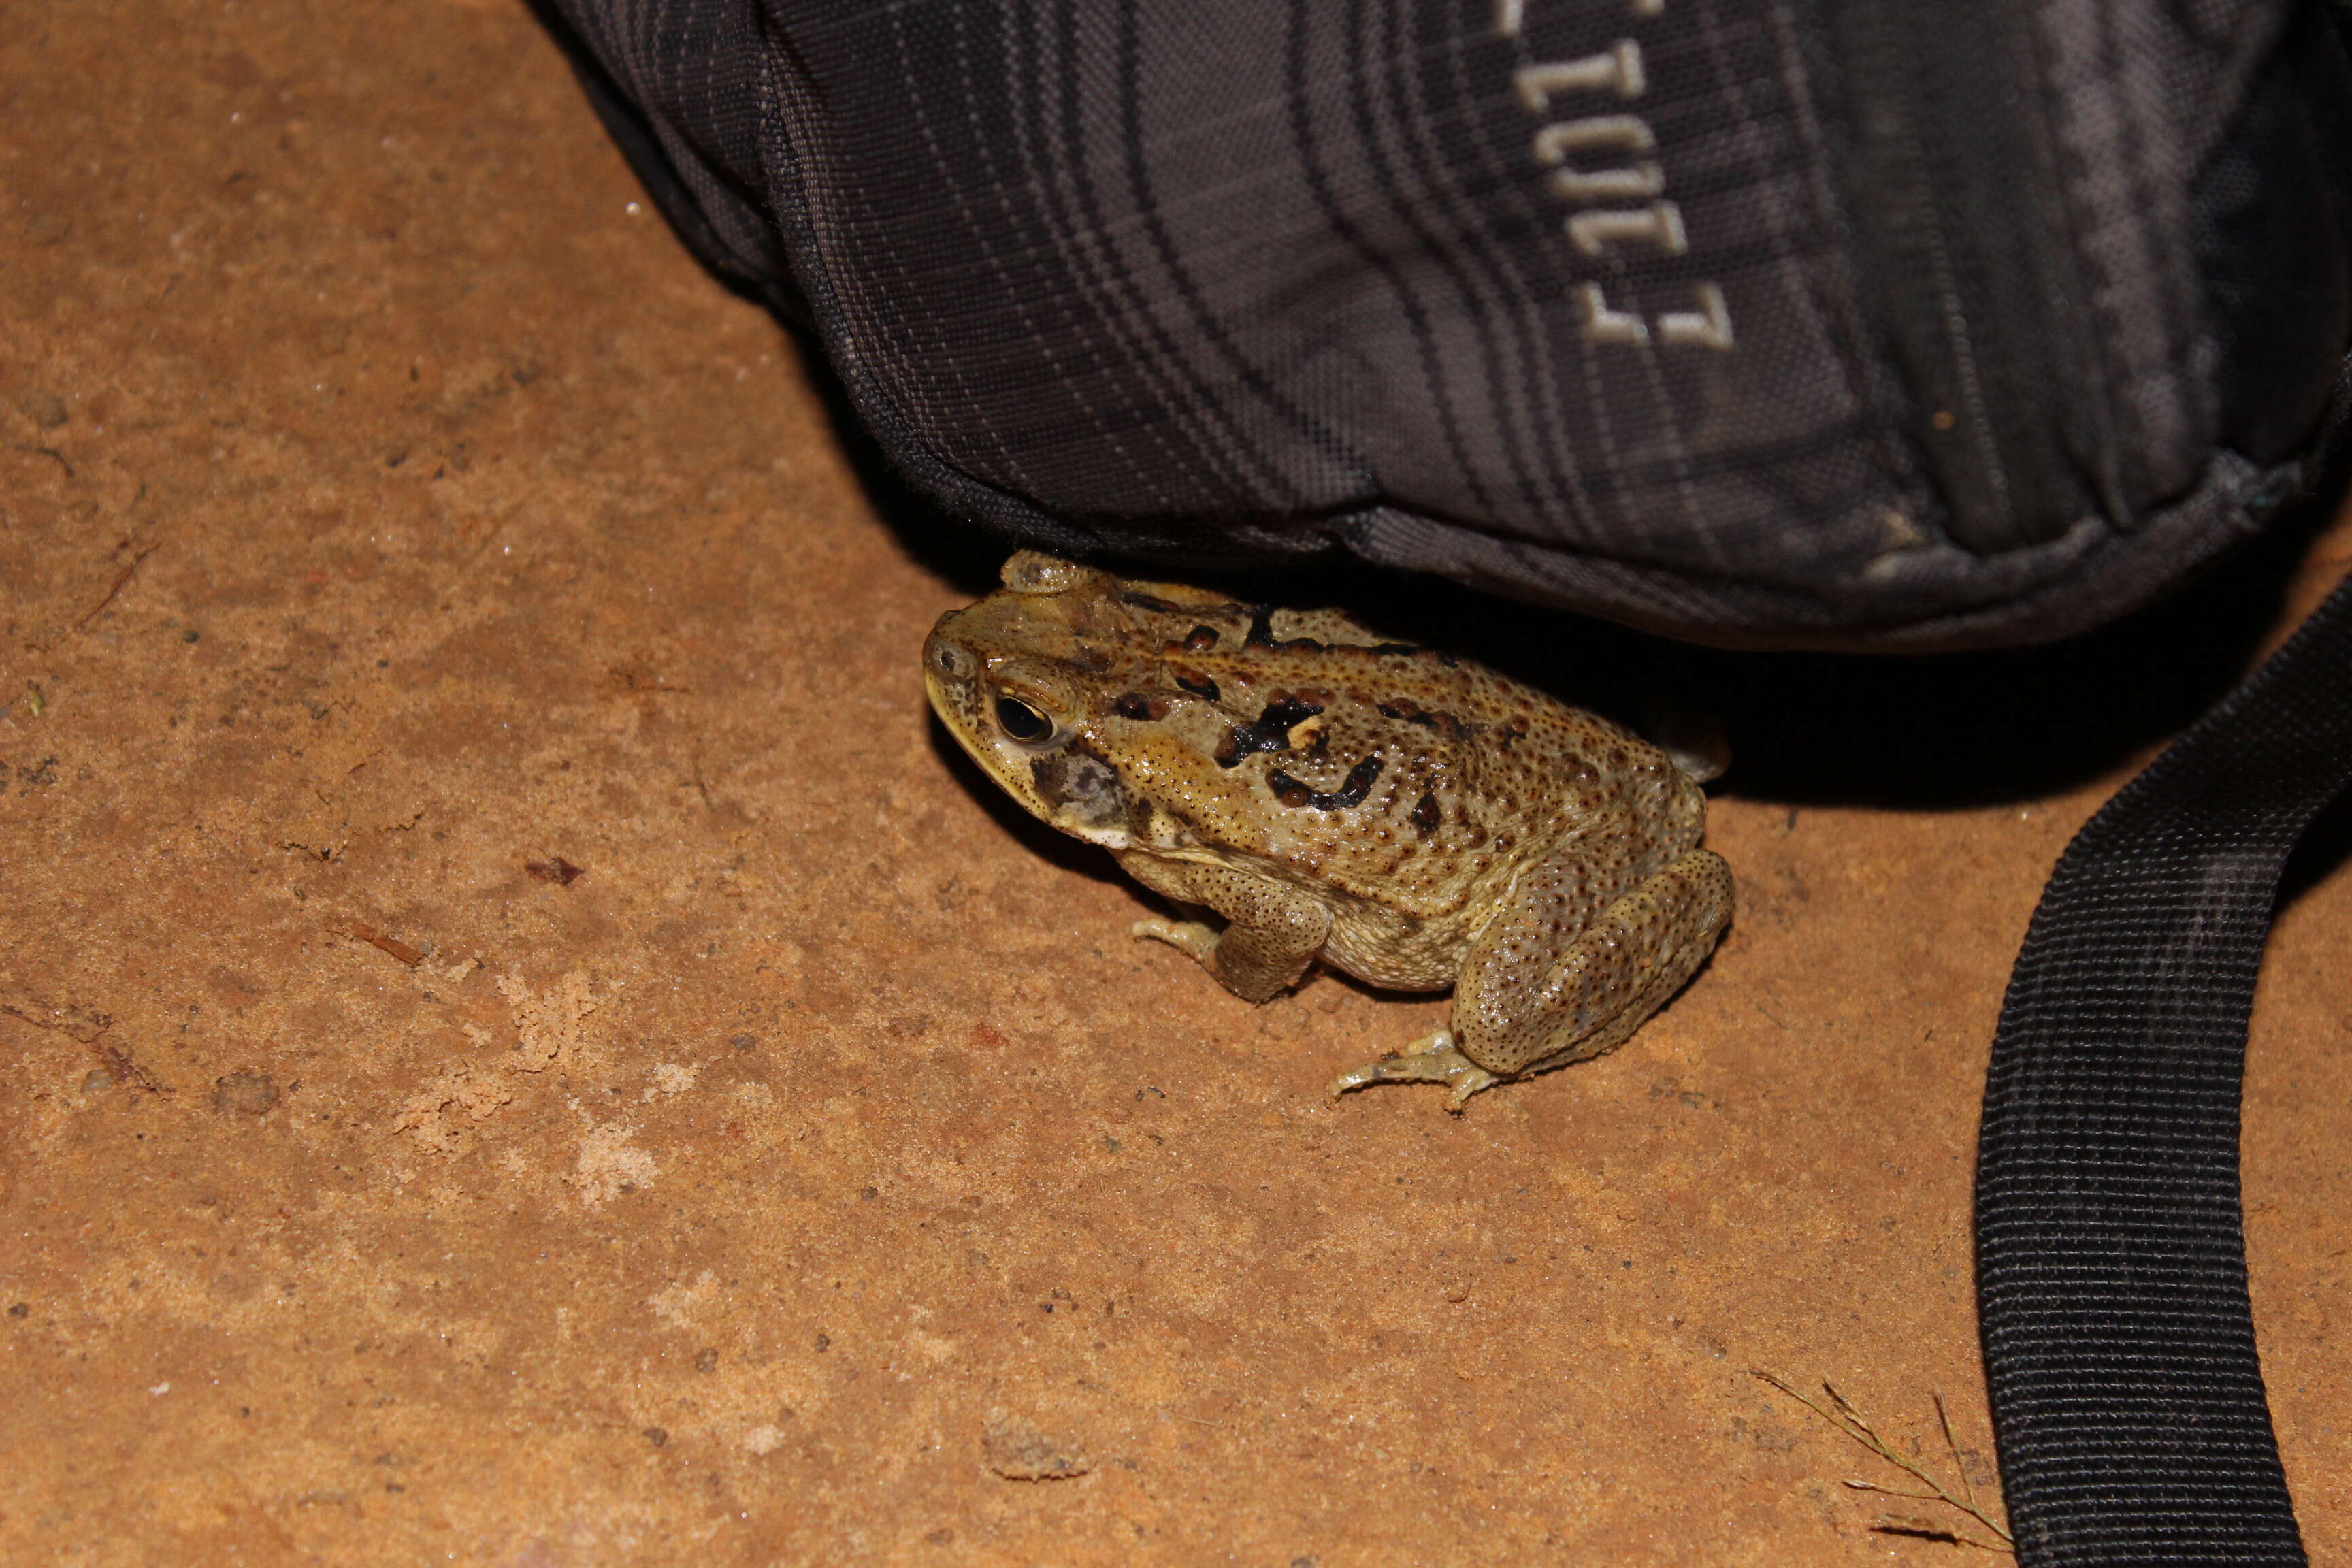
[924,553,1733,1107]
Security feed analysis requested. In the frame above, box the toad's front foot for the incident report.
[1327,1030,1501,1111]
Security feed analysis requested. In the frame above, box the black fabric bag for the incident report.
[538,1,2352,1559]
[544,0,2351,652]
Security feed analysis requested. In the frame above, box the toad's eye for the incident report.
[994,695,1054,742]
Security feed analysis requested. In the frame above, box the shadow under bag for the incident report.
[539,1,2352,1560]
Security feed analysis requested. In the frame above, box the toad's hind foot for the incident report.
[1131,917,1220,963]
[1327,1030,1501,1111]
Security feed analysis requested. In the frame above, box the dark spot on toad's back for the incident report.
[1267,755,1382,811]
[1113,693,1169,721]
[1171,667,1219,700]
[1244,605,1325,653]
[1379,699,1468,742]
[1184,625,1220,651]
[1412,794,1442,835]
[1219,697,1326,769]
[1121,591,1184,614]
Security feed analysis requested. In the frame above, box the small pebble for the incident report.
[212,1071,280,1116]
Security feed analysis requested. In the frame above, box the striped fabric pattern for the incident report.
[542,0,2325,650]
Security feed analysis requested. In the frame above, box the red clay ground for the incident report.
[3,3,2347,1563]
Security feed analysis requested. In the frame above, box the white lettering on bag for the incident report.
[1493,6,1734,352]
[1533,116,1664,203]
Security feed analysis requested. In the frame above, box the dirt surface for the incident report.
[3,3,2349,1563]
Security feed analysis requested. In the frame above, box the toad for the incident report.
[924,553,1732,1107]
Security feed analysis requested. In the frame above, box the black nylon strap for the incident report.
[1976,568,2352,1565]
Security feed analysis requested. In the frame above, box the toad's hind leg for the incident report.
[1331,846,1731,1107]
[1465,847,1732,1077]
[1116,850,1333,1004]
[1326,1029,1499,1107]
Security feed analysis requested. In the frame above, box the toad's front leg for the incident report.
[1116,850,1332,1004]
[1333,845,1732,1108]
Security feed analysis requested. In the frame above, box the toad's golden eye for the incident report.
[994,695,1053,742]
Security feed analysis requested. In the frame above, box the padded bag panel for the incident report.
[541,0,2351,650]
